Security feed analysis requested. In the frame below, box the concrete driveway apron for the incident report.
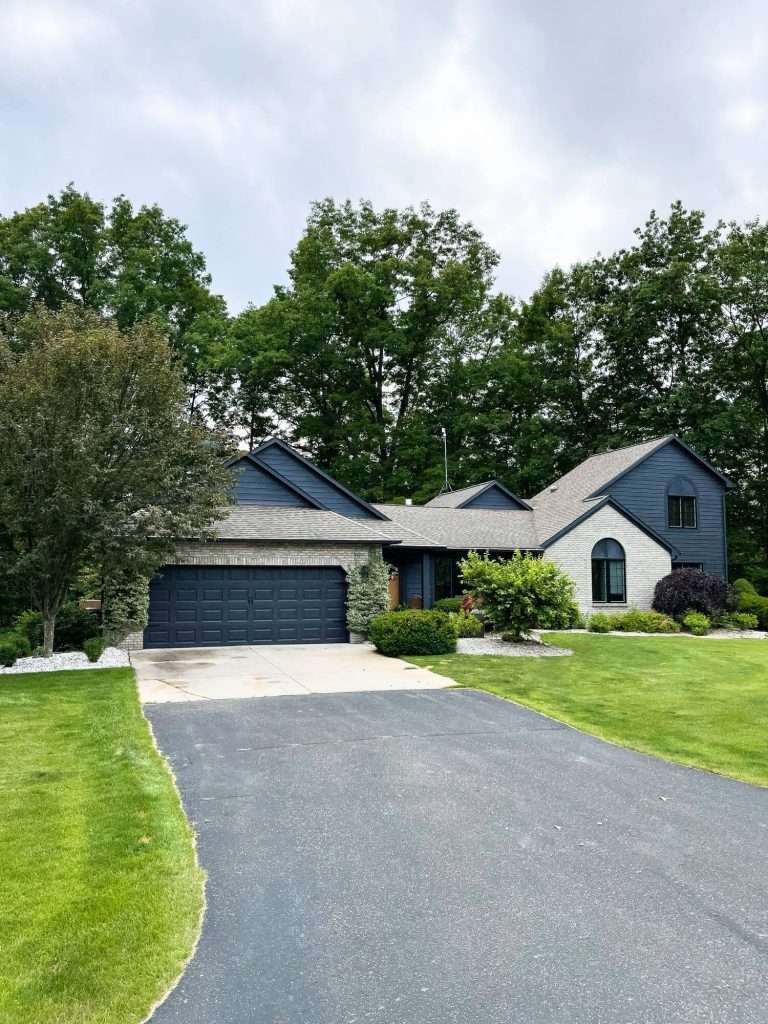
[133,643,448,703]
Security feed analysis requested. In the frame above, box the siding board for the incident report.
[465,485,527,510]
[255,446,378,518]
[231,460,311,507]
[607,445,727,576]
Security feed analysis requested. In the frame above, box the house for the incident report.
[128,435,732,650]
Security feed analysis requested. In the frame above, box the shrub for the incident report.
[368,610,457,657]
[15,603,99,652]
[450,611,483,638]
[652,568,733,619]
[682,610,710,635]
[103,570,150,645]
[346,552,391,635]
[459,551,579,642]
[588,613,613,633]
[434,596,464,613]
[0,641,17,667]
[714,611,759,631]
[83,637,106,663]
[732,578,768,629]
[611,609,680,634]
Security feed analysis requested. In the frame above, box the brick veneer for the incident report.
[544,504,671,615]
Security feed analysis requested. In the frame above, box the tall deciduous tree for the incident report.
[0,306,232,655]
[0,185,229,418]
[227,199,504,498]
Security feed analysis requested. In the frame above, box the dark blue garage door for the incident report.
[144,566,348,648]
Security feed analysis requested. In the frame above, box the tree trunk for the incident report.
[42,614,56,658]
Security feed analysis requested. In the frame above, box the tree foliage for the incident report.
[459,551,579,641]
[0,185,229,417]
[0,306,231,653]
[228,199,507,497]
[345,551,391,635]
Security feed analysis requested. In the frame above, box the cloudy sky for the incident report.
[1,0,766,313]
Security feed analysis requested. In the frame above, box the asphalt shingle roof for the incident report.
[425,482,493,508]
[373,504,541,550]
[528,436,672,544]
[211,507,399,544]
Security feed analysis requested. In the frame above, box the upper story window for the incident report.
[666,476,697,529]
[668,495,697,528]
[591,538,626,603]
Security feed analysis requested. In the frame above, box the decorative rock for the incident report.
[0,647,130,675]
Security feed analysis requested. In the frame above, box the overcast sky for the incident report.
[1,0,767,313]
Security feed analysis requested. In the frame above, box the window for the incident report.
[668,495,697,529]
[591,539,626,603]
[434,556,459,601]
[672,561,703,571]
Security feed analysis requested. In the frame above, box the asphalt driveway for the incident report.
[146,689,768,1024]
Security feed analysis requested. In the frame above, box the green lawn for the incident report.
[0,669,204,1024]
[408,634,768,787]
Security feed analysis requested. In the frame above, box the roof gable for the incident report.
[537,495,674,552]
[426,480,532,510]
[228,456,316,508]
[585,436,733,496]
[250,438,388,520]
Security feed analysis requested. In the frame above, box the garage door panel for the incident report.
[145,565,348,648]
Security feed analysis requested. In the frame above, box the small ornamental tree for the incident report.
[652,568,733,620]
[459,550,579,641]
[0,306,232,655]
[346,550,391,635]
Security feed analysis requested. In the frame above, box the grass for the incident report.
[0,668,204,1024]
[408,633,768,787]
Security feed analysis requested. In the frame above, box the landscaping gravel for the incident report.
[0,647,130,674]
[457,636,572,657]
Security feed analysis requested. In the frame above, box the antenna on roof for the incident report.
[438,426,453,495]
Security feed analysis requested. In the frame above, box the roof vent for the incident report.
[549,485,558,493]
[405,498,413,506]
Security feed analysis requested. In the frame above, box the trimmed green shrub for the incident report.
[368,610,457,657]
[733,578,768,629]
[346,552,391,635]
[434,596,464,613]
[588,613,613,633]
[459,551,579,642]
[589,609,680,634]
[103,570,150,645]
[652,568,733,619]
[15,603,99,652]
[0,641,18,667]
[714,611,760,631]
[682,610,710,636]
[83,637,106,663]
[611,609,680,634]
[450,611,483,637]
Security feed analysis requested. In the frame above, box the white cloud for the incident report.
[0,1,114,73]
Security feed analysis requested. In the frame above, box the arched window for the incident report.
[591,539,626,603]
[667,475,697,529]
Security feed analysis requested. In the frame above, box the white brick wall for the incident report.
[544,505,671,616]
[121,541,382,651]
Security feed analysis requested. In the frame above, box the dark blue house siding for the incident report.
[256,446,378,518]
[606,444,727,576]
[465,485,526,510]
[231,460,312,506]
